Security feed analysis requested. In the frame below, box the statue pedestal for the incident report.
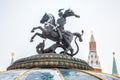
[7,53,93,70]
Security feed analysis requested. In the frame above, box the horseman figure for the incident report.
[30,9,84,57]
[56,9,80,40]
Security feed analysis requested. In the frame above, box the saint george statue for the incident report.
[30,9,83,57]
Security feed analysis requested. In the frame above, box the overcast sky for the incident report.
[0,0,120,74]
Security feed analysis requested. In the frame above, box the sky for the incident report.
[0,0,120,74]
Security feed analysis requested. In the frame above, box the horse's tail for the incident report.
[71,30,84,56]
[72,36,79,56]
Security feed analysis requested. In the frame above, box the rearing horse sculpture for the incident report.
[30,9,84,56]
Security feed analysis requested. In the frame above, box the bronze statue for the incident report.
[30,9,83,57]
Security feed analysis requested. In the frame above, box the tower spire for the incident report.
[87,32,102,72]
[11,52,14,65]
[90,31,95,42]
[112,52,118,75]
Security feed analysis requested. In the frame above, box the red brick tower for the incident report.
[87,32,102,72]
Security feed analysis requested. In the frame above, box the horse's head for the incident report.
[40,13,49,24]
[63,9,80,18]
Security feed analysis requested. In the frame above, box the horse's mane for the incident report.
[47,13,56,26]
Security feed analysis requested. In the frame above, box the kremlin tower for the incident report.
[87,32,102,72]
[112,52,119,75]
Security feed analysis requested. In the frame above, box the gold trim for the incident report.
[80,70,105,80]
[64,69,104,80]
[55,68,64,80]
[15,69,31,80]
[100,72,120,78]
[112,74,120,78]
[0,69,21,74]
[94,71,120,78]
[0,70,7,74]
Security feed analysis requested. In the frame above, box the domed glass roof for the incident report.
[0,68,119,80]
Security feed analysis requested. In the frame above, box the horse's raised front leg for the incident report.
[31,26,45,33]
[30,33,45,42]
[31,27,39,33]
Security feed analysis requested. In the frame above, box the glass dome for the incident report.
[0,68,119,80]
[1,53,119,80]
